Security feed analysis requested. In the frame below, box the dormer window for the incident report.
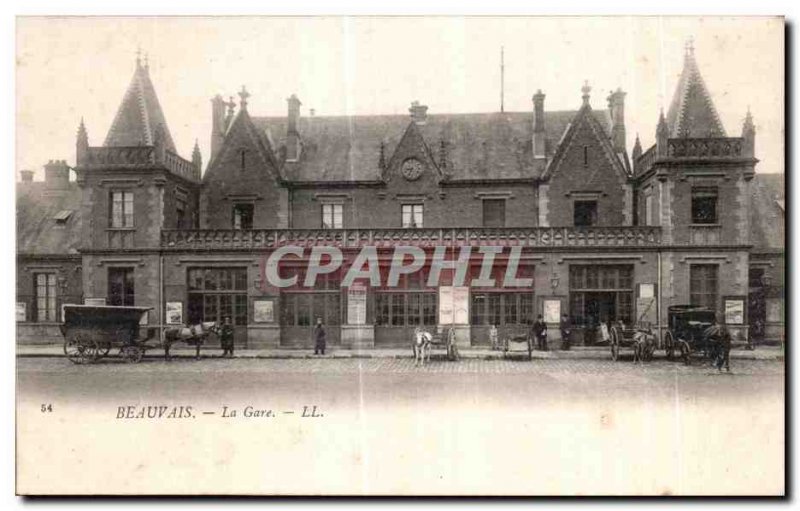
[53,210,73,225]
[574,200,597,227]
[232,203,254,230]
[401,204,423,228]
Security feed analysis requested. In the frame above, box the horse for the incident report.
[632,328,656,364]
[703,323,731,372]
[412,327,433,366]
[163,321,221,360]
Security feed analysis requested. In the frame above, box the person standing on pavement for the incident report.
[313,317,327,355]
[533,314,548,351]
[220,316,234,358]
[489,324,499,351]
[559,313,571,351]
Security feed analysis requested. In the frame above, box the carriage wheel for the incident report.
[664,331,675,360]
[678,340,691,365]
[64,334,98,364]
[121,345,144,364]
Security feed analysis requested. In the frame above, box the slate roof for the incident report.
[252,109,613,182]
[666,49,727,138]
[750,173,785,250]
[16,182,83,255]
[103,61,177,152]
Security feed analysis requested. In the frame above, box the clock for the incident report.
[401,158,425,181]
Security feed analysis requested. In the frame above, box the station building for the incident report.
[16,44,785,348]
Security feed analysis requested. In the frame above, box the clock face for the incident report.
[401,158,425,181]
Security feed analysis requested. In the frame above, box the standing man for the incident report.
[559,313,572,351]
[220,316,234,358]
[313,317,327,355]
[533,314,548,351]
[489,324,499,351]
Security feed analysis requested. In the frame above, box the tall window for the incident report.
[574,200,598,227]
[691,187,718,224]
[690,264,718,310]
[644,192,653,226]
[176,199,186,229]
[482,199,506,227]
[187,268,248,325]
[108,268,135,306]
[322,204,343,229]
[34,273,57,322]
[110,191,134,228]
[401,204,423,228]
[232,203,254,230]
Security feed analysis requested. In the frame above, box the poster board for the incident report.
[16,302,26,322]
[766,298,782,323]
[347,285,367,325]
[84,298,106,306]
[166,302,183,325]
[438,286,469,325]
[724,298,745,325]
[254,299,274,323]
[543,299,561,324]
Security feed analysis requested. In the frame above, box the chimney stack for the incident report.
[409,101,428,125]
[286,94,302,162]
[607,88,626,154]
[532,90,546,159]
[44,160,70,190]
[210,95,226,162]
[19,170,34,183]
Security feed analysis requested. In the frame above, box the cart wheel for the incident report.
[665,331,675,360]
[611,341,619,361]
[64,334,98,364]
[678,340,691,365]
[121,345,144,364]
[527,340,532,361]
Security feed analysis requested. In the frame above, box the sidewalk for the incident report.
[16,343,784,361]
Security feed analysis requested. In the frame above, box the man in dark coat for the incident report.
[559,313,572,351]
[220,316,234,358]
[313,318,327,355]
[532,314,548,351]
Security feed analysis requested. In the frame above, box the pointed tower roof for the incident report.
[103,54,177,151]
[665,40,727,138]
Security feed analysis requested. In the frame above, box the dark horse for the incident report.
[703,323,731,372]
[163,322,221,360]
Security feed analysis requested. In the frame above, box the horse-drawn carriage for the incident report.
[412,327,460,365]
[60,304,221,364]
[664,305,730,369]
[610,322,657,363]
[59,305,157,364]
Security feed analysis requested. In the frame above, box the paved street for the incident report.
[16,356,785,495]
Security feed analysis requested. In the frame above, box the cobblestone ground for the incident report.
[17,355,785,376]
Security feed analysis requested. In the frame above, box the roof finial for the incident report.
[685,37,695,57]
[581,80,591,106]
[135,46,142,68]
[144,52,149,70]
[500,45,505,113]
[239,85,250,111]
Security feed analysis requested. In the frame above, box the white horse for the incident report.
[412,327,433,366]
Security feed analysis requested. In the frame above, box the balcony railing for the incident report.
[667,138,743,159]
[161,226,663,250]
[689,225,722,246]
[82,146,200,183]
[635,137,746,175]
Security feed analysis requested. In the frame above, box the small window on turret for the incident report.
[233,203,254,230]
[691,187,718,224]
[583,146,589,166]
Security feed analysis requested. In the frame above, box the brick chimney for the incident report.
[286,94,302,162]
[210,95,226,162]
[19,170,34,183]
[532,90,546,159]
[44,160,70,190]
[607,88,626,153]
[409,101,428,125]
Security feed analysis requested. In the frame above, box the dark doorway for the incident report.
[748,267,766,343]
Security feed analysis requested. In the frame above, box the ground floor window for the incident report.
[569,265,633,327]
[375,292,436,327]
[281,293,341,327]
[470,292,534,326]
[34,273,57,322]
[690,264,718,310]
[187,267,248,325]
[108,267,135,306]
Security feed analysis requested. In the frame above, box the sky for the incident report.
[15,16,784,179]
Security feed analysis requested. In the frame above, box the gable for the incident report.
[204,110,282,185]
[542,106,628,184]
[383,122,442,185]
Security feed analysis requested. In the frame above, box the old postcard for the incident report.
[15,15,785,495]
